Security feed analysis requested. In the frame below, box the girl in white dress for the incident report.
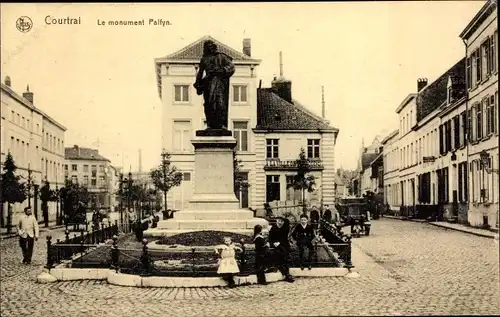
[214,237,242,287]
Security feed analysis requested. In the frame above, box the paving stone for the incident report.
[1,219,499,316]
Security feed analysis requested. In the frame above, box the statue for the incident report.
[194,40,235,131]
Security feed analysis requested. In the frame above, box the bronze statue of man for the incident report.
[194,40,235,130]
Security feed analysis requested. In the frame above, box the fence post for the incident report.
[140,238,151,276]
[80,231,85,265]
[191,248,196,275]
[110,235,119,272]
[344,236,353,270]
[46,236,53,271]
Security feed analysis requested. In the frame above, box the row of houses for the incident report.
[356,1,498,228]
[1,79,119,226]
[156,36,341,211]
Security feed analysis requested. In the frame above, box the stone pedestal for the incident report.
[144,131,268,238]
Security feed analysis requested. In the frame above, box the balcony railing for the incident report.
[264,158,324,171]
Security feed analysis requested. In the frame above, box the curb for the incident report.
[382,216,497,239]
[427,222,498,239]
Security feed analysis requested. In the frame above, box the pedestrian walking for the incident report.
[253,224,270,285]
[17,207,39,265]
[268,216,295,283]
[214,236,242,288]
[292,214,316,270]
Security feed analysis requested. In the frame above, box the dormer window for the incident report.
[446,76,453,105]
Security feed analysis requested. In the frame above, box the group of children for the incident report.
[214,214,318,287]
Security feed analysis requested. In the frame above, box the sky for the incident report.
[1,2,485,171]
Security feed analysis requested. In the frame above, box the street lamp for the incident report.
[479,150,498,174]
[27,163,33,208]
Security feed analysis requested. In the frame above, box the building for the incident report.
[356,136,383,196]
[459,0,498,228]
[382,129,401,213]
[1,77,67,226]
[155,36,339,211]
[64,145,115,211]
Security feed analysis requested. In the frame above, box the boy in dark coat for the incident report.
[253,224,269,285]
[268,217,295,282]
[292,214,316,270]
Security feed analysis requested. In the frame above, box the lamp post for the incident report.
[119,172,124,225]
[127,171,132,214]
[27,163,32,208]
[479,150,499,229]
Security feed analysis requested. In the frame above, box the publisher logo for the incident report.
[16,16,33,33]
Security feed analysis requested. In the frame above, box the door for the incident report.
[235,172,249,208]
[266,175,280,203]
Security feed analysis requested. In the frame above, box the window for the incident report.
[83,176,89,185]
[476,104,483,140]
[182,172,191,181]
[474,48,482,85]
[307,139,320,158]
[21,117,25,128]
[466,56,472,89]
[486,94,496,135]
[266,139,279,159]
[447,86,453,104]
[458,162,468,203]
[99,165,105,173]
[16,113,20,124]
[71,164,77,172]
[452,118,458,150]
[460,112,466,146]
[11,110,15,121]
[233,121,249,151]
[174,85,189,103]
[439,124,444,154]
[172,120,192,152]
[467,109,473,142]
[482,38,491,75]
[71,175,78,184]
[36,124,39,133]
[91,178,97,186]
[489,34,496,73]
[99,176,105,187]
[91,165,97,177]
[83,165,89,172]
[64,164,68,171]
[233,85,248,103]
[286,175,301,201]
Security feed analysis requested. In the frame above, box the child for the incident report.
[292,214,316,270]
[253,225,270,285]
[214,236,242,288]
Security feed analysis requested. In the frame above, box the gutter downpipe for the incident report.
[462,37,470,226]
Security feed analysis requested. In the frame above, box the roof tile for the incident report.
[65,147,110,162]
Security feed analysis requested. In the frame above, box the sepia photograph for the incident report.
[0,1,499,316]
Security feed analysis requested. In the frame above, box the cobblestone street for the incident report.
[1,219,499,316]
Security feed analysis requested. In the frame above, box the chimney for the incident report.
[417,78,428,92]
[321,86,325,118]
[243,38,251,57]
[138,149,143,174]
[4,76,11,87]
[271,51,293,104]
[23,85,34,104]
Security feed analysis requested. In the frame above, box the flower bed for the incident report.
[71,231,339,277]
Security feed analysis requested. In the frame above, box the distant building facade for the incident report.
[64,145,115,211]
[1,78,66,226]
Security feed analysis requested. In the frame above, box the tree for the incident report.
[150,150,183,211]
[233,150,250,198]
[40,180,57,227]
[287,148,316,213]
[0,153,26,233]
[336,168,359,195]
[59,180,90,224]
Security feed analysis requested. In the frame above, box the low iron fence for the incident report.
[46,215,159,270]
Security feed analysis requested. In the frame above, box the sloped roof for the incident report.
[256,88,338,132]
[361,153,379,171]
[164,36,259,62]
[65,146,110,162]
[155,36,261,98]
[416,58,466,122]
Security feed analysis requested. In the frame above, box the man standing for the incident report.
[268,216,294,282]
[17,207,39,264]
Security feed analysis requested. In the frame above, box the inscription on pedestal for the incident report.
[195,152,233,195]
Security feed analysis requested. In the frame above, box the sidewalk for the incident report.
[0,221,65,240]
[382,215,499,239]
